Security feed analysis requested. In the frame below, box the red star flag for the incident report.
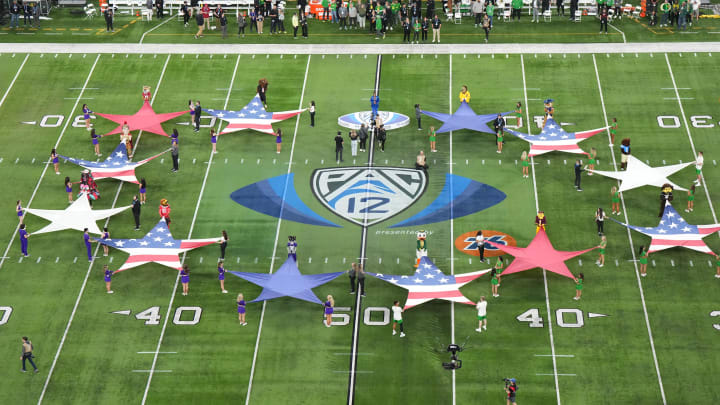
[95,101,189,137]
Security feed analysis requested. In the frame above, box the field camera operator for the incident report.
[504,378,518,405]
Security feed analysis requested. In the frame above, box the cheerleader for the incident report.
[237,293,247,325]
[188,99,195,125]
[490,268,499,297]
[210,128,218,154]
[323,295,334,327]
[586,147,597,175]
[428,126,437,153]
[514,101,523,128]
[714,253,720,279]
[181,265,190,296]
[275,128,282,154]
[103,264,113,294]
[573,273,584,300]
[51,148,60,175]
[520,151,529,178]
[218,260,228,293]
[496,128,504,154]
[91,129,101,157]
[685,184,695,213]
[596,235,607,267]
[139,178,147,205]
[609,117,618,146]
[611,186,621,215]
[459,85,470,103]
[65,176,73,203]
[494,256,504,285]
[101,227,110,257]
[142,85,151,102]
[121,123,132,156]
[638,246,648,277]
[16,200,24,224]
[82,103,93,131]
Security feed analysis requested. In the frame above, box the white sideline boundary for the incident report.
[245,55,312,405]
[38,55,173,405]
[521,54,561,405]
[141,54,242,405]
[1,42,719,55]
[0,53,29,109]
[592,54,667,405]
[0,54,100,274]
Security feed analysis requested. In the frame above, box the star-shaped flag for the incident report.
[23,194,131,235]
[99,218,220,272]
[367,257,490,309]
[486,229,596,279]
[228,257,345,304]
[203,94,305,135]
[588,155,692,192]
[59,142,169,184]
[611,202,720,254]
[506,118,607,157]
[420,102,512,134]
[95,101,189,137]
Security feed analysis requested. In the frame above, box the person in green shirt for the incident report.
[638,246,648,277]
[611,186,621,215]
[486,2,495,27]
[521,150,529,178]
[391,0,400,27]
[321,0,329,21]
[412,19,421,43]
[375,10,384,38]
[685,183,695,212]
[714,253,720,278]
[586,147,597,174]
[511,0,523,20]
[659,0,670,26]
[515,101,523,128]
[330,0,338,23]
[596,235,607,267]
[610,117,617,146]
[494,257,505,285]
[429,126,437,152]
[678,0,689,30]
[490,268,500,297]
[573,273,584,300]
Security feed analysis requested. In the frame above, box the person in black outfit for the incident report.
[269,5,278,34]
[415,104,422,129]
[219,230,228,259]
[493,113,505,136]
[301,13,308,38]
[104,7,114,32]
[181,2,190,26]
[426,0,435,19]
[574,159,583,191]
[402,18,411,43]
[599,6,608,33]
[23,2,32,25]
[357,264,366,296]
[505,379,518,405]
[349,262,357,293]
[570,0,578,20]
[171,141,179,172]
[132,195,142,230]
[358,123,368,151]
[557,0,565,15]
[155,0,164,18]
[421,16,429,42]
[219,11,228,39]
[257,79,268,108]
[377,125,387,152]
[21,337,38,373]
[335,131,344,163]
[541,0,549,12]
[193,101,201,132]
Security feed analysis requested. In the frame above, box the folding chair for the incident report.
[543,8,551,21]
[84,3,97,18]
[503,8,511,21]
[632,5,641,18]
[141,7,152,20]
[454,11,462,23]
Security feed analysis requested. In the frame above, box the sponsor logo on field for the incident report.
[311,167,427,227]
[337,111,410,130]
[454,230,517,257]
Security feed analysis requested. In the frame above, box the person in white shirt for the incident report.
[475,230,485,262]
[392,300,405,337]
[475,296,487,332]
[695,151,703,186]
[691,0,699,22]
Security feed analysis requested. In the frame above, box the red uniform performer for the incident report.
[159,198,171,226]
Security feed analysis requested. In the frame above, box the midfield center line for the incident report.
[141,54,241,405]
[38,54,172,405]
[592,53,667,405]
[449,54,457,405]
[521,53,561,405]
[245,54,312,405]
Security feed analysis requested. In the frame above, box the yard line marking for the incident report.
[663,97,694,100]
[664,54,719,231]
[142,55,240,405]
[521,54,561,405]
[448,54,457,405]
[246,55,311,405]
[347,55,382,405]
[334,352,375,355]
[0,54,100,274]
[535,354,575,357]
[39,54,173,405]
[133,370,172,373]
[334,370,374,374]
[592,54,667,405]
[137,351,177,354]
[537,373,577,376]
[0,53,29,109]
[608,22,626,43]
[139,13,176,44]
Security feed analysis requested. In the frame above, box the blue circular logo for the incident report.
[337,111,410,130]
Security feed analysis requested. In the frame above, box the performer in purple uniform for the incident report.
[139,178,147,205]
[19,224,29,257]
[91,128,101,157]
[82,103,93,131]
[103,264,113,294]
[218,260,228,294]
[237,293,247,325]
[275,128,282,154]
[287,235,297,261]
[210,128,218,154]
[181,265,190,296]
[51,149,60,175]
[83,228,95,262]
[323,295,334,327]
[16,200,24,224]
[101,227,110,257]
[65,177,73,204]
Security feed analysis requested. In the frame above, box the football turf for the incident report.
[0,51,718,405]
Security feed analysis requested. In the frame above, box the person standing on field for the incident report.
[475,296,487,332]
[335,131,344,163]
[392,300,405,337]
[349,262,357,294]
[20,337,38,373]
[131,195,141,230]
[431,13,441,42]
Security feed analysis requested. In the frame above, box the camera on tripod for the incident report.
[442,344,463,370]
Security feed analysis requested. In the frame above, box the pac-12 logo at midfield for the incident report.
[455,230,517,257]
[311,167,426,227]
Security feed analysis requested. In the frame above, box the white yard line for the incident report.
[592,54,667,405]
[448,54,457,405]
[245,55,312,405]
[0,54,100,273]
[664,54,719,227]
[141,54,241,405]
[520,54,561,405]
[346,55,382,405]
[0,53,29,109]
[608,23,626,43]
[38,54,172,405]
[139,13,176,44]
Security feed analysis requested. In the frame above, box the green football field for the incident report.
[0,49,718,405]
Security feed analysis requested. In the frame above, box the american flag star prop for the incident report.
[95,101,189,137]
[99,218,220,272]
[611,202,720,254]
[59,142,169,184]
[203,94,305,135]
[368,257,490,309]
[506,118,607,157]
[486,229,596,280]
